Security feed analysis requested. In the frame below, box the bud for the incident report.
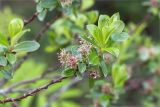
[151,0,158,7]
[101,83,111,94]
[8,18,24,37]
[103,53,113,64]
[155,68,160,75]
[143,79,154,94]
[89,70,100,79]
[94,100,101,107]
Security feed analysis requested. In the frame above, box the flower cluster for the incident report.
[78,40,92,57]
[58,49,78,69]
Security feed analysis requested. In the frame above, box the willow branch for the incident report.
[1,94,19,107]
[24,12,39,26]
[0,77,67,104]
[35,13,62,42]
[0,67,60,94]
[45,78,80,107]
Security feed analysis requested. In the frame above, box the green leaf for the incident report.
[62,68,75,77]
[111,32,129,42]
[81,0,94,10]
[102,26,115,44]
[38,9,47,21]
[0,45,7,55]
[0,44,7,53]
[98,15,110,29]
[40,0,57,9]
[112,20,125,33]
[76,14,87,28]
[102,47,120,57]
[78,62,86,74]
[13,41,40,52]
[6,54,16,65]
[109,12,120,23]
[36,2,43,12]
[86,24,102,43]
[89,76,95,88]
[0,56,7,66]
[8,18,24,37]
[88,49,100,65]
[100,59,109,77]
[86,11,99,24]
[100,95,110,107]
[76,71,83,80]
[0,33,9,46]
[112,64,128,88]
[1,70,13,79]
[11,29,30,46]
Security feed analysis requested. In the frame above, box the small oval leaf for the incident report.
[78,62,86,74]
[88,49,100,65]
[6,54,16,65]
[102,47,120,58]
[100,59,109,77]
[111,32,129,42]
[62,68,75,77]
[1,70,13,79]
[13,41,40,52]
[0,56,7,66]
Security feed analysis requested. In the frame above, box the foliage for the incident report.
[0,18,40,79]
[0,0,159,107]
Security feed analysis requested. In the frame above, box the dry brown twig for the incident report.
[24,12,39,26]
[0,77,67,104]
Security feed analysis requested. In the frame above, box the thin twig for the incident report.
[24,12,39,26]
[0,93,19,107]
[0,77,67,104]
[0,67,60,94]
[44,78,80,107]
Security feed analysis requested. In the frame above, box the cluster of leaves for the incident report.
[36,0,95,21]
[88,63,128,107]
[83,13,129,57]
[46,10,98,52]
[41,1,130,106]
[58,13,129,106]
[0,18,40,79]
[36,0,81,21]
[108,21,160,107]
[36,0,60,21]
[45,0,98,52]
